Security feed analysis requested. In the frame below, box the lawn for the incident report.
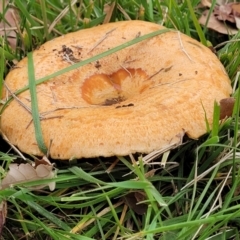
[1,0,240,239]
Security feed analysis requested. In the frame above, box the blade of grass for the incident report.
[202,0,217,35]
[39,0,49,40]
[70,166,150,189]
[140,210,240,235]
[27,52,48,154]
[22,199,71,231]
[14,0,38,26]
[211,101,220,137]
[0,46,4,99]
[185,0,207,45]
[200,136,219,147]
[232,74,240,184]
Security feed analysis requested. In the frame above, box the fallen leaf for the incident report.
[0,201,7,236]
[199,9,238,35]
[219,97,235,120]
[1,157,56,191]
[34,155,52,167]
[214,3,235,22]
[123,191,148,215]
[199,1,240,34]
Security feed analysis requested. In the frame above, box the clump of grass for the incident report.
[1,0,240,239]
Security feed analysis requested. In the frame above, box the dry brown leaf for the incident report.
[34,156,52,167]
[219,97,235,120]
[199,1,240,33]
[1,157,56,191]
[214,3,235,23]
[0,1,20,49]
[123,191,148,215]
[199,9,238,35]
[0,201,7,236]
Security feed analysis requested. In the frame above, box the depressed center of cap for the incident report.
[81,68,150,106]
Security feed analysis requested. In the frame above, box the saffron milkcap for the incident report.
[0,21,232,159]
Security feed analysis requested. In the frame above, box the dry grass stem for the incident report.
[4,83,32,114]
[87,28,116,53]
[103,2,116,24]
[182,150,237,190]
[191,167,231,239]
[105,158,120,173]
[117,4,131,20]
[177,31,194,62]
[112,203,128,240]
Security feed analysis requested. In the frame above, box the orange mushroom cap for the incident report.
[0,20,232,159]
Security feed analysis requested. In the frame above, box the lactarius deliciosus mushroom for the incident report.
[0,20,232,159]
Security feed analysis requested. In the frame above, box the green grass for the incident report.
[1,0,240,239]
